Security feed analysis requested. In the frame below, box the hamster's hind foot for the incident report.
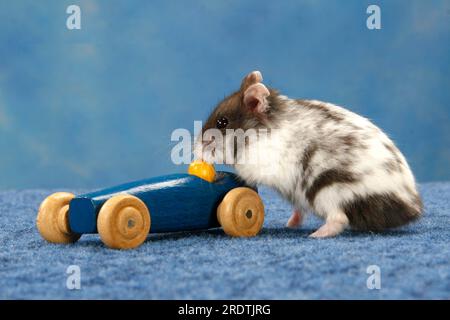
[309,216,348,238]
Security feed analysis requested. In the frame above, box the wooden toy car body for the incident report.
[37,172,265,249]
[70,172,248,234]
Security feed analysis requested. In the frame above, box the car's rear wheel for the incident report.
[97,194,151,249]
[217,187,265,237]
[36,192,81,244]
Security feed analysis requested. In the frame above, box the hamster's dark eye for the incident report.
[216,116,229,129]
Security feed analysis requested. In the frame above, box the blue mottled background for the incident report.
[0,0,449,188]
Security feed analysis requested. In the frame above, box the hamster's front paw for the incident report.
[286,210,303,228]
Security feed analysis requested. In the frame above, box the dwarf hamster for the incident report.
[195,71,423,237]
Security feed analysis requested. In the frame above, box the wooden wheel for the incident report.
[97,194,151,249]
[217,187,265,237]
[36,192,81,244]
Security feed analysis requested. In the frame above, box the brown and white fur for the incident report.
[195,71,423,238]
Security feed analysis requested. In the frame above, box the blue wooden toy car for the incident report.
[36,170,265,249]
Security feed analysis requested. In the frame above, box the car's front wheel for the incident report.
[217,187,265,237]
[36,192,81,244]
[97,194,151,249]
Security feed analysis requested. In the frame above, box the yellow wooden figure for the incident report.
[188,160,216,182]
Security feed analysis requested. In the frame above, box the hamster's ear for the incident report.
[243,83,270,113]
[240,70,263,92]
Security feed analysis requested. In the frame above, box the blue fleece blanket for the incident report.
[0,183,449,299]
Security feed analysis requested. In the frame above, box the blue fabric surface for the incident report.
[0,183,449,299]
